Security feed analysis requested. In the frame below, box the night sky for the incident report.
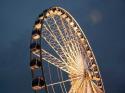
[0,0,125,93]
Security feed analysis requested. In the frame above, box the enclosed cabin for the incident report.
[32,30,41,40]
[30,58,42,70]
[30,42,41,54]
[32,77,45,90]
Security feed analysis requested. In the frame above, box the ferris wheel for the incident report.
[29,6,105,93]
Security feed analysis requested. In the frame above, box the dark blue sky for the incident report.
[0,0,125,93]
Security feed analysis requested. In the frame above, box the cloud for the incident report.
[89,10,103,25]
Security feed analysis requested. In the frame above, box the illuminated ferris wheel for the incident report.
[29,6,105,93]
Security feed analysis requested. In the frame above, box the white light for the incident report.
[70,22,74,26]
[62,14,67,18]
[93,76,100,81]
[49,10,53,14]
[32,86,42,91]
[34,23,41,29]
[90,57,93,61]
[81,37,85,42]
[46,12,50,17]
[39,16,43,20]
[32,34,40,40]
[91,64,96,68]
[54,10,58,14]
[66,17,71,22]
[57,11,62,15]
[87,50,91,57]
[73,27,78,31]
[77,32,81,36]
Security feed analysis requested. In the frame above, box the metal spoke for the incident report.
[34,49,69,73]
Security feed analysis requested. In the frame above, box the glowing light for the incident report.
[34,23,41,29]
